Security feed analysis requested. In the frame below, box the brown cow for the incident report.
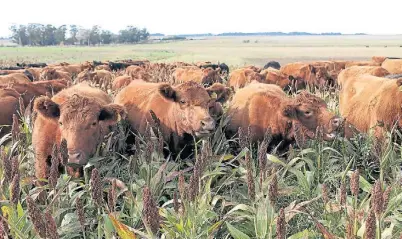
[337,66,390,111]
[125,65,151,81]
[114,81,220,153]
[338,71,402,139]
[0,80,68,106]
[32,82,126,181]
[260,67,293,90]
[26,68,42,81]
[227,68,265,90]
[112,75,133,91]
[345,61,380,68]
[95,64,111,71]
[76,70,113,88]
[381,59,402,74]
[372,56,388,65]
[173,67,223,86]
[0,88,21,138]
[40,68,72,81]
[53,62,91,75]
[226,82,342,149]
[0,80,68,138]
[206,83,233,104]
[0,73,31,85]
[337,66,390,87]
[280,63,318,89]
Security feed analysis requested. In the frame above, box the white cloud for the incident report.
[1,0,401,37]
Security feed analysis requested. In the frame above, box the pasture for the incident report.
[1,35,402,66]
[1,35,402,239]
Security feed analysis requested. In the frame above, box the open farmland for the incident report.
[1,36,402,239]
[1,35,402,66]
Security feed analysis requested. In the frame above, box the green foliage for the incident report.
[1,65,402,239]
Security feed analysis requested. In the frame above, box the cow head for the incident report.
[245,69,265,83]
[206,83,233,104]
[34,95,126,166]
[77,70,96,82]
[282,91,342,140]
[201,68,223,86]
[40,68,57,80]
[314,67,332,88]
[82,61,94,71]
[264,71,292,90]
[158,81,217,138]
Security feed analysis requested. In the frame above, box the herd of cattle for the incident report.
[1,56,402,183]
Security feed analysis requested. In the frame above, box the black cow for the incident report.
[199,63,230,75]
[263,61,281,70]
[0,70,34,81]
[0,66,24,70]
[108,62,131,71]
[93,60,104,66]
[385,73,402,79]
[17,63,47,68]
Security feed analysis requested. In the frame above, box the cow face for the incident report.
[34,95,126,167]
[206,83,233,104]
[315,67,331,88]
[40,68,57,80]
[282,91,342,140]
[159,82,217,137]
[201,68,223,86]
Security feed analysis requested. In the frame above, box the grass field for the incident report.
[2,35,402,238]
[1,35,402,66]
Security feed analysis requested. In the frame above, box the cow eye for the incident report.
[179,100,186,104]
[59,122,63,126]
[304,111,312,115]
[92,122,97,126]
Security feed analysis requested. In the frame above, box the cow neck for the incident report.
[168,102,187,137]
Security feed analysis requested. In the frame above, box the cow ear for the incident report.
[206,88,219,100]
[202,68,210,76]
[34,96,60,120]
[159,83,177,101]
[310,65,316,74]
[397,78,402,88]
[99,104,126,125]
[289,75,296,81]
[282,104,297,118]
[244,69,253,77]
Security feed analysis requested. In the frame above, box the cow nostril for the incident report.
[332,118,342,126]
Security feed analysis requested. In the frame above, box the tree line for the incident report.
[9,24,150,46]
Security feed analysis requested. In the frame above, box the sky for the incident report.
[1,0,401,37]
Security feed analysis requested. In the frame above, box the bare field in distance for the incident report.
[0,35,402,67]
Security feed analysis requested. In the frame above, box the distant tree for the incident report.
[140,28,150,41]
[77,28,91,46]
[42,24,57,45]
[118,26,149,44]
[8,23,150,46]
[89,25,101,45]
[9,24,29,46]
[100,30,113,44]
[67,24,79,44]
[55,25,67,44]
[26,23,43,45]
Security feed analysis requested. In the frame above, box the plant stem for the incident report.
[353,194,357,236]
[98,207,102,238]
[377,217,382,239]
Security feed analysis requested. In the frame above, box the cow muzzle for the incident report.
[323,117,343,140]
[67,150,88,168]
[195,118,216,137]
[330,117,343,129]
